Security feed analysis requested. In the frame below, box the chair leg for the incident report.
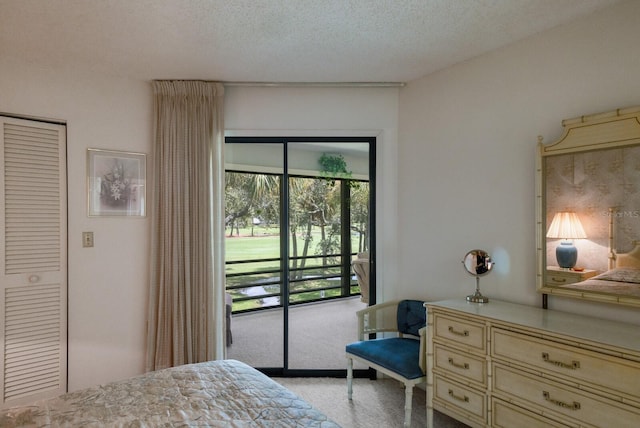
[404,383,413,428]
[347,357,353,400]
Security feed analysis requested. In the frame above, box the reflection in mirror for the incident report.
[537,107,640,308]
[546,211,587,269]
[462,249,494,303]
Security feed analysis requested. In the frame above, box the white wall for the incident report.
[397,0,640,323]
[0,58,152,391]
[225,85,400,305]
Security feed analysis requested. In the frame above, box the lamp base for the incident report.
[556,241,578,269]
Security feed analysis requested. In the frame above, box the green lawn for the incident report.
[225,226,362,261]
[226,234,281,262]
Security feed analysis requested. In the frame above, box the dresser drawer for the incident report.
[492,328,640,399]
[433,375,486,422]
[492,399,571,428]
[434,343,486,385]
[493,364,640,428]
[433,313,485,351]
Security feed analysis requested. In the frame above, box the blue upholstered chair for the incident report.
[345,299,426,428]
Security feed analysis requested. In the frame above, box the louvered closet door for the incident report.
[0,116,67,408]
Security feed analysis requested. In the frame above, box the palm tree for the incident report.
[225,172,279,236]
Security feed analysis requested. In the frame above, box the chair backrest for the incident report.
[396,300,426,337]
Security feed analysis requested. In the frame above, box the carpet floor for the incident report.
[227,297,369,369]
[275,377,469,428]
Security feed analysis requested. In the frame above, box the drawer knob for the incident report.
[448,326,469,337]
[448,357,470,370]
[543,390,581,410]
[448,389,469,403]
[542,352,580,369]
[551,276,567,283]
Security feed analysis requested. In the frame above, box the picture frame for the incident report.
[87,148,146,217]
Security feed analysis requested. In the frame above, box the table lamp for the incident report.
[546,211,587,269]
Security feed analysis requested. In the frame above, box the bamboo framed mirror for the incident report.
[536,106,640,308]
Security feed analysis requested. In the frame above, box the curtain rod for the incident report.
[222,81,406,88]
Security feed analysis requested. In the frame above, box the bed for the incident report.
[0,359,339,427]
[561,266,640,297]
[559,217,640,298]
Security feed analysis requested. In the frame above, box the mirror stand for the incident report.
[462,249,494,303]
[467,276,489,303]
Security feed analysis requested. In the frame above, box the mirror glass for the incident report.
[463,249,493,303]
[463,250,494,277]
[537,107,640,308]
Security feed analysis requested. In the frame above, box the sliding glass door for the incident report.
[225,143,284,369]
[225,137,374,375]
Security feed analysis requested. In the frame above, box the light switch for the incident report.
[82,231,94,247]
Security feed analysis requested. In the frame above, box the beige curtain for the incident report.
[146,81,226,371]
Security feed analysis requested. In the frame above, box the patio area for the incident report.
[226,296,369,370]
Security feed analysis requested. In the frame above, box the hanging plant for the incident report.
[318,153,358,188]
[319,153,349,176]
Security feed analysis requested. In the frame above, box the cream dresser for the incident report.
[425,300,640,428]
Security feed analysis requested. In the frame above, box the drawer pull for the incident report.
[542,352,580,369]
[551,276,567,283]
[543,391,581,411]
[447,357,469,370]
[448,389,469,403]
[448,326,469,337]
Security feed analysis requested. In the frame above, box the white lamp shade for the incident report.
[546,212,587,239]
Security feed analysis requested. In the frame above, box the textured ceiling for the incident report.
[0,0,624,83]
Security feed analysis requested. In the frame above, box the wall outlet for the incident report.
[82,231,94,248]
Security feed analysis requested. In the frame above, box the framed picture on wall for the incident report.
[87,148,146,217]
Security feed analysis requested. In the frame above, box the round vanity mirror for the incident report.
[462,249,494,303]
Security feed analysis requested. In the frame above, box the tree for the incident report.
[350,181,370,253]
[225,172,279,237]
[288,176,344,278]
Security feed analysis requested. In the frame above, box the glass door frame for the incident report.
[225,136,376,378]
